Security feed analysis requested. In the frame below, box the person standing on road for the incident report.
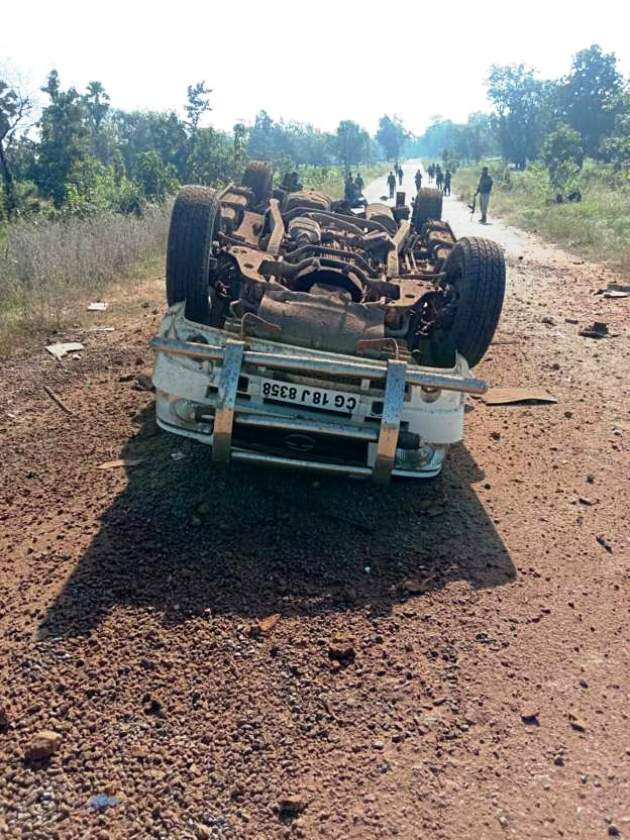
[428,163,435,183]
[435,165,444,191]
[414,169,423,191]
[387,170,396,199]
[397,164,403,185]
[345,172,355,203]
[354,172,364,194]
[475,166,493,223]
[443,169,452,196]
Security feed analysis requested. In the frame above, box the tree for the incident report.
[36,71,89,206]
[113,109,188,180]
[335,120,368,171]
[486,64,554,168]
[83,81,113,164]
[376,115,408,161]
[599,86,630,171]
[542,123,583,190]
[185,81,212,135]
[187,128,237,186]
[0,77,32,217]
[560,44,622,157]
[135,150,178,202]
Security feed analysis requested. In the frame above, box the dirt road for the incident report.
[1,176,629,840]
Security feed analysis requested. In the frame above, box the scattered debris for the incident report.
[0,704,9,728]
[520,708,540,725]
[541,316,556,326]
[252,614,281,636]
[97,458,144,470]
[579,321,609,339]
[595,283,629,298]
[599,290,628,299]
[87,301,109,312]
[278,796,306,820]
[564,317,579,324]
[568,713,587,733]
[24,730,62,761]
[482,387,557,406]
[87,326,115,333]
[133,374,155,392]
[46,341,84,361]
[596,535,613,553]
[43,385,72,415]
[171,450,186,462]
[328,639,356,664]
[87,793,119,812]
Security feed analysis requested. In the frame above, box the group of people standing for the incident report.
[386,163,404,198]
[426,163,452,195]
[344,171,365,204]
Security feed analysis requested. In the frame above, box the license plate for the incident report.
[260,378,359,413]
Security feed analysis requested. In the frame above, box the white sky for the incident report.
[2,0,629,135]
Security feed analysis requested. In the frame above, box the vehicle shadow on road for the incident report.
[39,406,515,639]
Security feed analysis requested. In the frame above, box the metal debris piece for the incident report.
[599,290,628,299]
[88,793,119,812]
[482,387,557,406]
[87,302,109,311]
[579,322,609,339]
[46,342,84,360]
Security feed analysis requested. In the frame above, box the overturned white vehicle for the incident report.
[151,162,505,483]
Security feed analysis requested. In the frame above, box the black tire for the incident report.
[242,160,273,207]
[412,188,443,232]
[166,186,220,323]
[444,237,506,368]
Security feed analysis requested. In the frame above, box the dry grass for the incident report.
[0,205,171,354]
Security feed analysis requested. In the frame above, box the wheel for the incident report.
[242,161,273,207]
[412,188,443,232]
[443,237,506,367]
[166,186,220,323]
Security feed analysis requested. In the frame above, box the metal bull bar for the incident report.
[151,335,487,483]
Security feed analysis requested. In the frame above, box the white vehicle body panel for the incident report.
[151,304,486,482]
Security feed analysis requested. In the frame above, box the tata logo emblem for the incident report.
[284,433,316,453]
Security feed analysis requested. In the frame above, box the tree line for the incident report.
[409,44,629,188]
[0,69,410,222]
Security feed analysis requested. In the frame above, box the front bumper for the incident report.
[151,306,487,483]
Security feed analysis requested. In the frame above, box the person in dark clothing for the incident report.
[354,172,364,194]
[387,170,396,199]
[414,169,423,191]
[475,166,493,223]
[281,170,302,192]
[443,169,452,196]
[344,172,356,203]
[397,165,403,185]
[428,163,435,183]
[435,165,444,191]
